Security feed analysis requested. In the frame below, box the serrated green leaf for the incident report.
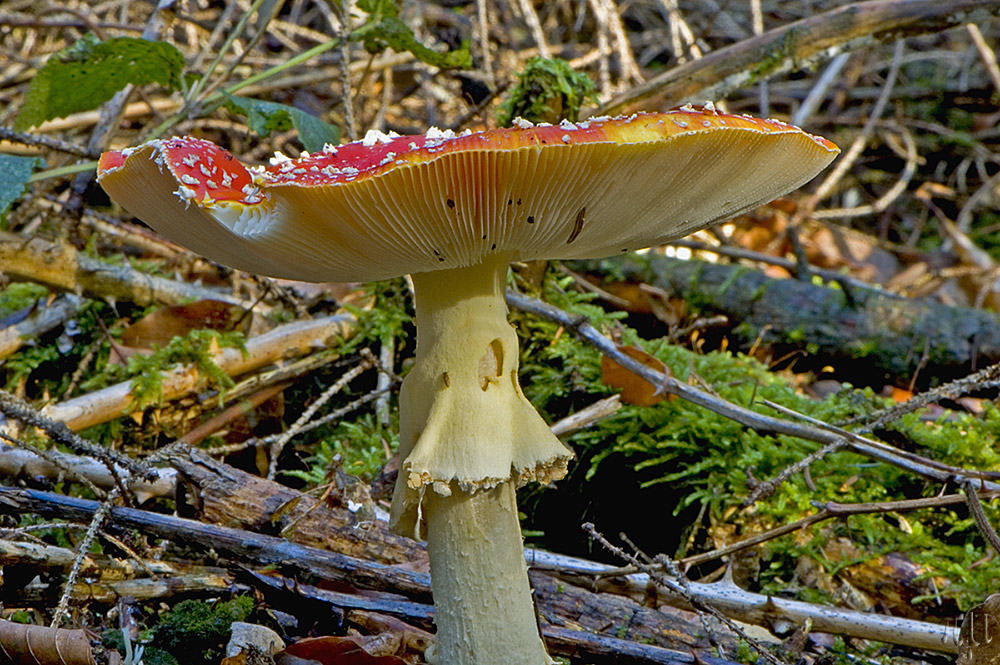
[0,154,41,216]
[223,93,340,153]
[14,36,185,131]
[354,17,471,70]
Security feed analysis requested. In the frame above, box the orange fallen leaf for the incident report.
[600,345,672,406]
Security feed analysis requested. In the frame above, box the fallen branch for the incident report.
[529,548,961,655]
[0,231,254,310]
[40,313,355,431]
[598,0,1000,114]
[0,295,87,361]
[0,445,175,500]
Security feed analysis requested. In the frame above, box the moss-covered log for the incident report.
[601,255,1000,387]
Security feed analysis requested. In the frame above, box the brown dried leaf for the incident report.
[281,635,407,665]
[0,620,96,665]
[120,299,247,349]
[600,345,671,406]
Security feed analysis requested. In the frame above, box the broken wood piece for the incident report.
[41,314,355,431]
[0,620,96,665]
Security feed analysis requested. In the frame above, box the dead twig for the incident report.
[0,389,153,481]
[266,354,374,479]
[961,479,1000,556]
[583,523,787,665]
[839,361,1000,431]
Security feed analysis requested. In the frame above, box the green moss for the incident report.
[0,282,49,318]
[80,329,246,410]
[748,26,798,83]
[497,57,597,126]
[153,596,253,664]
[284,412,397,483]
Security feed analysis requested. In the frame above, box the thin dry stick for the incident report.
[374,339,396,429]
[340,0,358,141]
[814,125,919,219]
[967,23,1000,96]
[50,487,122,627]
[267,355,374,479]
[0,389,153,481]
[792,52,851,127]
[839,361,1000,431]
[195,0,285,103]
[515,0,551,58]
[475,0,495,90]
[799,38,905,219]
[749,0,768,116]
[190,0,240,71]
[583,523,786,665]
[586,0,613,97]
[743,439,844,507]
[229,386,393,456]
[666,238,890,294]
[657,0,702,63]
[961,479,1000,556]
[599,0,644,85]
[681,491,999,569]
[0,127,96,158]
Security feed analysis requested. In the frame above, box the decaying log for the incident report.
[607,255,1000,386]
[0,487,729,656]
[0,539,240,605]
[40,314,355,431]
[165,446,423,567]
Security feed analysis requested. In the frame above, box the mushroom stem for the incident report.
[391,254,568,664]
[424,483,552,665]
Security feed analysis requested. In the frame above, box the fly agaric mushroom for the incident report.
[97,109,838,665]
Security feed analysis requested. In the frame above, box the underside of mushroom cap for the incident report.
[98,110,838,283]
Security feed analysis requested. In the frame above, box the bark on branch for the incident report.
[599,0,1000,114]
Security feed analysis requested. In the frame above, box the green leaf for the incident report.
[223,93,340,153]
[354,17,471,70]
[0,154,41,216]
[15,35,185,131]
[357,0,400,18]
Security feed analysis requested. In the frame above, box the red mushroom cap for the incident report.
[97,109,838,282]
